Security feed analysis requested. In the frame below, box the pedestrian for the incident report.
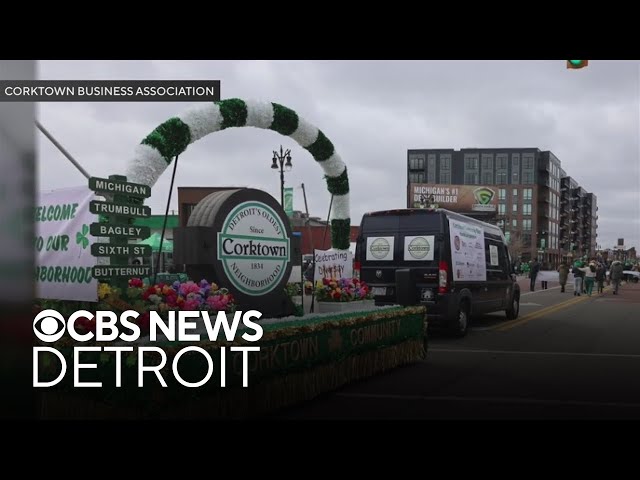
[530,258,540,292]
[572,261,585,296]
[611,260,624,295]
[595,262,606,294]
[584,261,597,297]
[557,261,569,293]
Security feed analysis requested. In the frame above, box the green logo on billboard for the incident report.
[473,187,495,205]
[76,224,89,249]
[218,201,290,296]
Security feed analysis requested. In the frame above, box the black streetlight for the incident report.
[271,145,292,206]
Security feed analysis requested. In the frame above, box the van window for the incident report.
[362,213,442,232]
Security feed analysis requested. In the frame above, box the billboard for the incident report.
[408,183,498,213]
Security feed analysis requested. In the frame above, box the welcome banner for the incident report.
[36,186,99,301]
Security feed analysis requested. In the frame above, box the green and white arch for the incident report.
[125,98,350,250]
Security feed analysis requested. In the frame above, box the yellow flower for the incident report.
[98,283,112,300]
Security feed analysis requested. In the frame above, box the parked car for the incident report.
[354,208,520,337]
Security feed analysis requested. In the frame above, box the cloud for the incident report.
[37,60,640,250]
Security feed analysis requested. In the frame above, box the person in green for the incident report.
[583,261,597,297]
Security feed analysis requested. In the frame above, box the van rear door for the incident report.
[358,211,443,303]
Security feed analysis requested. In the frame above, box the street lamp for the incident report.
[271,145,292,206]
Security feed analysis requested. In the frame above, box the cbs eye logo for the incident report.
[33,309,67,343]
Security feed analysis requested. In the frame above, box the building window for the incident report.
[427,154,436,183]
[499,188,506,200]
[522,154,535,170]
[439,171,451,184]
[523,219,532,231]
[496,172,507,184]
[409,172,424,183]
[523,233,532,246]
[523,188,533,201]
[512,219,518,228]
[409,154,425,170]
[512,154,520,169]
[498,204,506,215]
[512,188,518,197]
[482,171,493,185]
[481,154,494,170]
[465,156,479,170]
[465,172,479,184]
[440,154,451,170]
[523,204,532,216]
[512,203,518,213]
[522,171,534,184]
[496,154,508,170]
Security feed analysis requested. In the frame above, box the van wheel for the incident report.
[506,294,520,320]
[450,301,470,337]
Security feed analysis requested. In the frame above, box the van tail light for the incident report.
[438,260,449,294]
[354,261,361,280]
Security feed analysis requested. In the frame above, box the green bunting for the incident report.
[270,103,299,135]
[305,130,334,162]
[325,168,349,196]
[218,98,248,130]
[331,219,351,250]
[141,117,192,162]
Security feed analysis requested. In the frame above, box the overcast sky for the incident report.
[37,60,640,251]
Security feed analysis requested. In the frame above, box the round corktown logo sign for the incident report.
[408,236,430,259]
[370,238,390,260]
[217,201,290,296]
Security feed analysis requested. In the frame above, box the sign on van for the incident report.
[404,235,435,261]
[366,236,394,261]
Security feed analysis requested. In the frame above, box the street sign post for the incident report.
[89,174,152,289]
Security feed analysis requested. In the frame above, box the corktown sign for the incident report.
[218,201,290,295]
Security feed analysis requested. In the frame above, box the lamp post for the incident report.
[271,145,292,206]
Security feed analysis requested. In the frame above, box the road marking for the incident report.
[519,302,543,307]
[491,295,588,332]
[520,286,561,296]
[335,392,640,409]
[429,348,640,359]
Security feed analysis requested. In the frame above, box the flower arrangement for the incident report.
[314,277,372,302]
[35,278,236,337]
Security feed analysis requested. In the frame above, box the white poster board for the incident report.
[366,236,394,261]
[448,219,486,281]
[404,235,435,261]
[35,186,99,302]
[315,248,353,279]
[489,245,499,266]
[537,271,560,282]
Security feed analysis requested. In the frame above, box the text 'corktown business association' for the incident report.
[4,85,217,98]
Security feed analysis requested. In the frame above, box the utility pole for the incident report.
[35,120,91,179]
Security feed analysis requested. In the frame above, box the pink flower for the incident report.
[179,281,201,297]
[183,299,201,311]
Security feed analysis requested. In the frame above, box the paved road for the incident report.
[274,280,640,419]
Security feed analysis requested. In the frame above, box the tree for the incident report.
[507,231,527,261]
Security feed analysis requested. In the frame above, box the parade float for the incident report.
[35,98,427,418]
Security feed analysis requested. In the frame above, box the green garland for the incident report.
[142,117,191,162]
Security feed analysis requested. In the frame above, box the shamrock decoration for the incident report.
[76,224,89,249]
